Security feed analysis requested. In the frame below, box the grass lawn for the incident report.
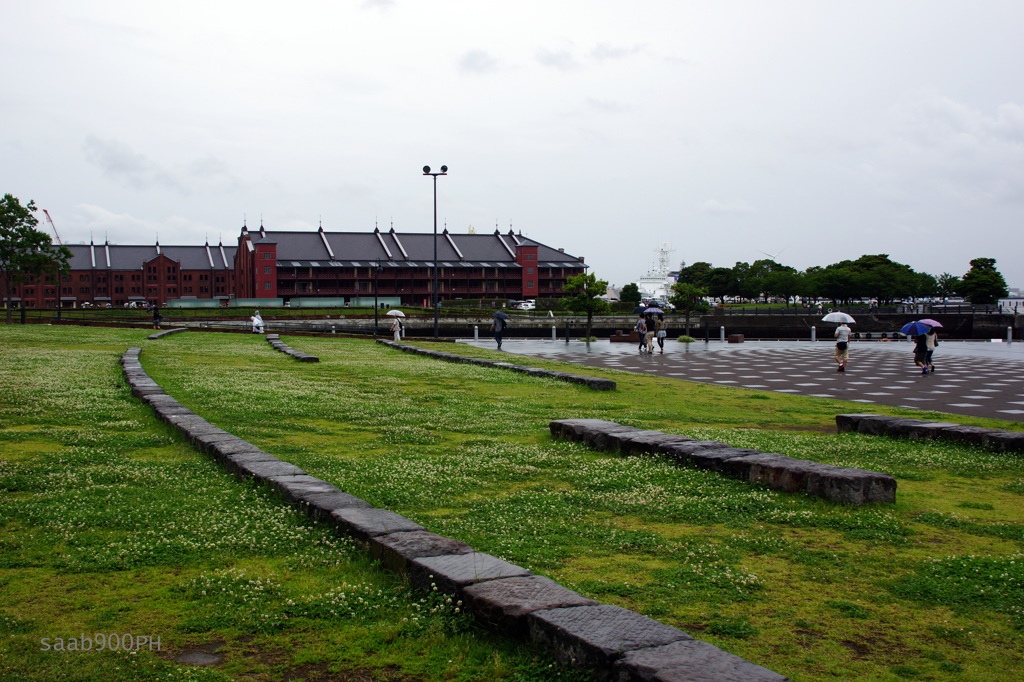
[1,325,1022,681]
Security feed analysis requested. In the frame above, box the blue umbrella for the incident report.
[493,311,509,320]
[900,321,933,336]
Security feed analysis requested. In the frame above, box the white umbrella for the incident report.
[822,312,855,323]
[385,310,405,317]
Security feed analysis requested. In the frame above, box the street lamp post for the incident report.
[422,165,447,337]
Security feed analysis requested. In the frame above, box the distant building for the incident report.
[4,225,587,308]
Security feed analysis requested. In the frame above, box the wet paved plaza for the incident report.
[458,337,1024,422]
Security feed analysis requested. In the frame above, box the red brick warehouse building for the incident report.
[4,224,588,308]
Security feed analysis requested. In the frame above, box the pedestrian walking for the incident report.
[251,310,264,334]
[151,304,162,329]
[390,314,403,342]
[635,314,648,352]
[925,328,939,372]
[654,314,667,354]
[913,334,930,374]
[491,313,507,349]
[834,323,851,371]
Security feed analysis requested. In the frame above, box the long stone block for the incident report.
[805,466,897,505]
[369,530,474,575]
[853,415,906,436]
[657,440,734,466]
[329,507,425,543]
[299,490,372,525]
[686,447,766,474]
[612,639,788,682]
[235,459,305,480]
[264,474,341,503]
[747,458,825,493]
[462,575,599,638]
[607,431,691,456]
[409,552,532,595]
[528,604,692,671]
[939,425,1002,446]
[904,422,962,439]
[549,419,626,441]
[982,431,1024,453]
[208,438,270,461]
[835,414,879,432]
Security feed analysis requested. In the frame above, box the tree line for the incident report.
[654,254,1008,307]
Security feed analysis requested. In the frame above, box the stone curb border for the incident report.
[147,328,188,340]
[120,347,784,680]
[836,414,1024,452]
[550,419,897,506]
[376,339,616,391]
[265,333,320,362]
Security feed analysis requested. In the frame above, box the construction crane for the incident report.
[42,209,63,246]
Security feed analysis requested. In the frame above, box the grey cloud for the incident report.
[591,43,644,61]
[458,49,500,74]
[536,48,581,71]
[83,136,184,193]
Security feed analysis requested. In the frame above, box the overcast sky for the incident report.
[3,1,1022,289]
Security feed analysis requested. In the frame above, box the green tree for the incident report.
[675,261,714,288]
[957,258,1008,305]
[936,273,961,299]
[562,272,611,341]
[1,194,72,324]
[619,282,642,305]
[669,281,710,335]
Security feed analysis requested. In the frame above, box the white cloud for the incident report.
[458,49,501,75]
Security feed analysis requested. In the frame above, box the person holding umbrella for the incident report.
[386,310,405,342]
[823,312,854,372]
[491,311,508,349]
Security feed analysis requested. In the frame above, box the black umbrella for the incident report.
[632,306,647,314]
[493,311,510,320]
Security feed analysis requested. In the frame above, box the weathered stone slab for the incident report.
[940,425,1002,446]
[369,530,474,575]
[879,418,932,438]
[805,466,897,505]
[747,458,824,493]
[131,385,165,398]
[207,438,267,461]
[265,474,341,504]
[299,490,372,524]
[549,419,626,441]
[616,432,696,457]
[982,430,1024,453]
[904,422,962,439]
[834,414,879,432]
[686,447,766,474]
[719,452,790,481]
[657,441,733,466]
[463,575,599,638]
[329,508,425,543]
[528,604,692,671]
[852,415,906,436]
[612,639,788,682]
[409,552,532,595]
[162,413,214,431]
[152,405,196,421]
[230,457,304,481]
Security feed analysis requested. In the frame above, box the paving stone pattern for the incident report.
[120,347,786,680]
[550,418,896,505]
[265,333,319,362]
[474,339,1024,422]
[377,339,616,390]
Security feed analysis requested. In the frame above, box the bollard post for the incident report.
[720,326,725,342]
[565,320,571,343]
[474,325,479,341]
[1009,326,1014,344]
[331,325,336,334]
[551,325,556,341]
[811,325,816,342]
